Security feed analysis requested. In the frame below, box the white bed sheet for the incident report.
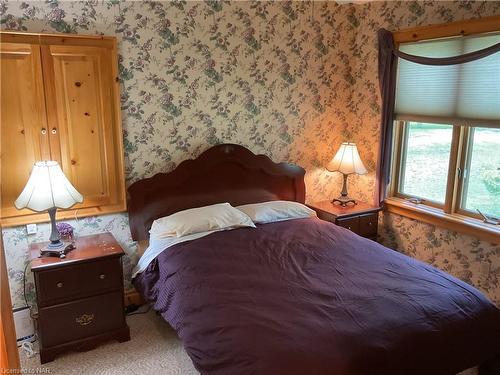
[132,230,219,278]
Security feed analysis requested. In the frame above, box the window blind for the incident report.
[395,33,500,127]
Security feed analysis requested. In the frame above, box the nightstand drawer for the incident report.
[38,291,125,348]
[359,213,378,238]
[36,257,122,306]
[336,217,360,233]
[82,257,123,296]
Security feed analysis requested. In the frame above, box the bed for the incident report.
[129,143,500,375]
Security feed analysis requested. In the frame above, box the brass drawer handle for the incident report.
[56,282,63,288]
[76,313,94,326]
[99,274,106,280]
[51,127,57,134]
[41,127,47,135]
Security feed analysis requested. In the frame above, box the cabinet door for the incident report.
[0,43,50,219]
[41,44,122,210]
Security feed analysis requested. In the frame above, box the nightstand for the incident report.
[29,232,130,364]
[308,201,381,241]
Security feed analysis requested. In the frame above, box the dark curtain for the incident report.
[375,28,500,206]
[375,29,398,206]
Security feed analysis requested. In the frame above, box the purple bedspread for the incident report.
[134,218,500,375]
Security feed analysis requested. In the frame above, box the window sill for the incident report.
[384,197,500,244]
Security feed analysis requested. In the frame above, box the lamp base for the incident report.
[40,241,75,259]
[331,196,357,207]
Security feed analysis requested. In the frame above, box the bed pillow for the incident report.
[236,201,316,224]
[149,202,256,239]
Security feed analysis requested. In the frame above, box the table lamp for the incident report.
[327,142,367,207]
[15,161,83,258]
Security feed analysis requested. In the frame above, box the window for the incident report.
[459,127,500,218]
[390,30,500,228]
[398,122,453,205]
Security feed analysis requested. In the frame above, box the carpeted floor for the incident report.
[20,309,198,375]
[20,309,477,375]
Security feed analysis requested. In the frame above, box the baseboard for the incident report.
[124,290,144,306]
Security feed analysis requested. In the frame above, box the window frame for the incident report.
[391,120,458,210]
[391,120,498,220]
[385,16,500,243]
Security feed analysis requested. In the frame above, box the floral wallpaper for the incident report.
[345,0,500,307]
[1,0,499,310]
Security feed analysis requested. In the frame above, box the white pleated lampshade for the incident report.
[14,161,83,212]
[327,142,368,175]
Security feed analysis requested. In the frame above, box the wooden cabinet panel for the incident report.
[0,43,50,219]
[43,45,119,209]
[0,32,126,226]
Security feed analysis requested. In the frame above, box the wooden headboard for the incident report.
[127,143,306,241]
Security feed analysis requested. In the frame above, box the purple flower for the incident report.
[157,18,171,32]
[120,92,129,103]
[280,63,290,74]
[242,27,255,40]
[56,223,73,239]
[6,18,18,29]
[114,15,125,25]
[47,8,65,23]
[166,56,176,66]
[205,59,216,70]
[160,93,173,106]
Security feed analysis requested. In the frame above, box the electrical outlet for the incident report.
[26,224,37,235]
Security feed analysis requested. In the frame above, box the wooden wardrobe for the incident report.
[0,32,126,226]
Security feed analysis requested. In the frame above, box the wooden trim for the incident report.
[124,290,144,307]
[0,203,126,228]
[393,15,500,43]
[443,126,461,214]
[0,225,20,371]
[110,37,127,216]
[385,198,500,244]
[0,31,115,48]
[395,114,500,129]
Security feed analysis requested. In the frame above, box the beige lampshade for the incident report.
[14,161,83,212]
[327,142,368,175]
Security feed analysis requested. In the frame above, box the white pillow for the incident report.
[150,203,256,239]
[236,201,316,224]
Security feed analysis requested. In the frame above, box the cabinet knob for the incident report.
[51,127,57,134]
[57,282,63,288]
[368,222,373,226]
[41,128,47,135]
[99,274,106,280]
[347,226,352,230]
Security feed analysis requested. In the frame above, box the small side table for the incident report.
[30,232,130,363]
[308,201,381,241]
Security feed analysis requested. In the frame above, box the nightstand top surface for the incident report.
[30,232,124,271]
[308,200,381,219]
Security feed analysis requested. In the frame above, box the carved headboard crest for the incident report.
[127,143,305,241]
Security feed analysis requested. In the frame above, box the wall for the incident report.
[1,1,499,308]
[346,0,500,306]
[1,0,354,308]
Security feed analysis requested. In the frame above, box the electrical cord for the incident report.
[127,304,152,316]
[22,261,38,345]
[23,261,30,310]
